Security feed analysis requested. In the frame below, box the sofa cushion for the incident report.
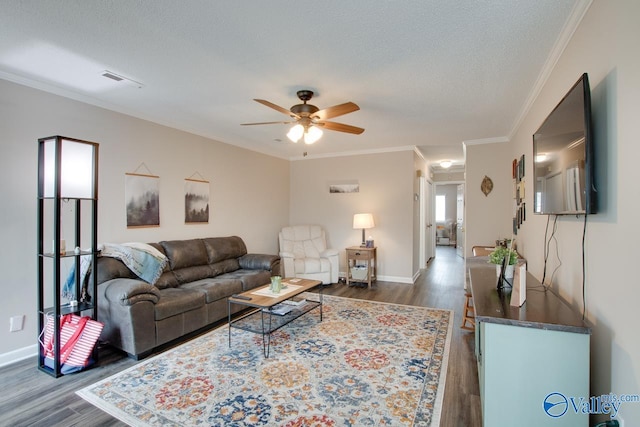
[210,259,240,276]
[154,271,179,289]
[94,257,137,285]
[218,269,270,291]
[151,239,177,289]
[161,239,208,270]
[154,288,205,321]
[148,242,171,273]
[173,265,214,284]
[203,236,247,264]
[181,278,243,303]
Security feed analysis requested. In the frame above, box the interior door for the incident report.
[419,176,434,268]
[456,184,465,258]
[425,179,435,263]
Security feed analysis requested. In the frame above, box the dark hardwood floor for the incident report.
[0,246,481,426]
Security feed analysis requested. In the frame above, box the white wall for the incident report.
[513,1,640,423]
[289,150,417,282]
[0,79,289,361]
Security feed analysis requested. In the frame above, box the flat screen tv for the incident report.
[533,73,596,215]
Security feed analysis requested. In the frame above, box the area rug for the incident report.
[77,295,452,426]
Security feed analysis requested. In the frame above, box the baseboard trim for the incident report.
[337,273,414,285]
[0,344,38,368]
[378,275,413,284]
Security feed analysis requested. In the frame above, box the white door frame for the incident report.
[419,176,426,269]
[419,177,435,268]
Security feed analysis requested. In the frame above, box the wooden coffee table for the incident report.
[227,278,322,357]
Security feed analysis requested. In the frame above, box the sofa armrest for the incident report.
[279,251,295,259]
[239,253,280,272]
[101,278,161,306]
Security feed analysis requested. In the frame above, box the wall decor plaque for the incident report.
[481,175,493,197]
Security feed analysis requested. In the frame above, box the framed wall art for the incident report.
[329,180,359,194]
[185,174,210,224]
[125,169,160,228]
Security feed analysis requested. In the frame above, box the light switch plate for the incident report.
[10,315,24,332]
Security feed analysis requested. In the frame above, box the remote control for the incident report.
[231,294,251,300]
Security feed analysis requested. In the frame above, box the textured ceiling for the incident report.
[0,1,588,166]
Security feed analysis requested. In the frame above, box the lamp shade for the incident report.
[40,136,98,199]
[353,213,375,229]
[304,126,323,144]
[287,124,304,143]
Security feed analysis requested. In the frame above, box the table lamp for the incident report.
[353,213,375,247]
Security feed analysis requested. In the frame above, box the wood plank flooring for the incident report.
[0,246,481,426]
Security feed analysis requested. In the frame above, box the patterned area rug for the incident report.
[77,295,452,426]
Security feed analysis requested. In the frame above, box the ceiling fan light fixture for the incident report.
[304,126,323,144]
[440,160,452,169]
[244,90,362,143]
[287,124,304,143]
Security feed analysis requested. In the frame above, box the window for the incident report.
[435,195,446,222]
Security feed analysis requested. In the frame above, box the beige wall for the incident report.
[289,150,418,282]
[464,142,514,256]
[512,1,640,422]
[0,79,289,360]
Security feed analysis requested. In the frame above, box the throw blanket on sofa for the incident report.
[62,242,168,300]
[99,242,168,284]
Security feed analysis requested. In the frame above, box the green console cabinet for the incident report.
[469,265,590,426]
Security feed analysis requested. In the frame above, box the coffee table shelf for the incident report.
[227,278,323,357]
[230,300,322,335]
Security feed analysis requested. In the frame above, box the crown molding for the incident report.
[462,136,509,146]
[289,145,418,161]
[508,0,594,139]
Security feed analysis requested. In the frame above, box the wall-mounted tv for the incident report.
[533,73,596,215]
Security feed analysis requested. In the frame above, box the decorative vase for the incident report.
[270,276,282,293]
[495,264,514,279]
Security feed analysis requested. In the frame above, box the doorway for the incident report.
[434,182,464,257]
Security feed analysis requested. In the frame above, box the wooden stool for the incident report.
[461,291,475,330]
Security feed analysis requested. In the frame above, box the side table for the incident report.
[346,246,377,288]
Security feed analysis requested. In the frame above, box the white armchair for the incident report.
[278,225,339,284]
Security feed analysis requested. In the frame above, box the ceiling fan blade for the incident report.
[312,102,360,120]
[241,121,293,126]
[319,121,365,135]
[254,99,300,119]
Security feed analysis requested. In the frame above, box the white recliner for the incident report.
[278,225,339,284]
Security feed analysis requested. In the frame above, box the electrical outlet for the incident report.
[9,315,24,332]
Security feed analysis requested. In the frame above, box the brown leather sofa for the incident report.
[94,236,279,358]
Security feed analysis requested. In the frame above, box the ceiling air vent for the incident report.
[101,70,144,88]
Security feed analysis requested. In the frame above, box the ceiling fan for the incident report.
[241,90,364,144]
